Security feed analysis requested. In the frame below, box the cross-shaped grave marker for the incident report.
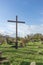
[8,16,25,49]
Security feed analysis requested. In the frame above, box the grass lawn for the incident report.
[0,42,43,65]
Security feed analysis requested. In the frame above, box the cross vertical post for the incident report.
[16,16,18,49]
[8,16,25,49]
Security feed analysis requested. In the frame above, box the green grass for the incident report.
[0,42,43,65]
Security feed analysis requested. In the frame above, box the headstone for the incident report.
[30,62,36,65]
[0,43,2,45]
[38,50,43,55]
[0,51,10,64]
[0,51,2,57]
[41,41,43,44]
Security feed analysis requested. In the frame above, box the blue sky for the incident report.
[0,0,43,37]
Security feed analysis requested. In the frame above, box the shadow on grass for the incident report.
[36,62,43,65]
[20,61,30,65]
[2,62,10,65]
[1,45,23,48]
[20,62,43,65]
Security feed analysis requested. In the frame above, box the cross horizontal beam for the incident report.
[8,20,25,23]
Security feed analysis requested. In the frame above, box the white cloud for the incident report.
[0,29,5,34]
[0,24,43,37]
[6,24,30,37]
[30,24,43,34]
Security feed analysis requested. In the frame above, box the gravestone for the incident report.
[0,51,10,65]
[41,41,43,44]
[38,50,43,55]
[30,62,36,65]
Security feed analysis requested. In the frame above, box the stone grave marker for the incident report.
[0,51,10,65]
[30,62,36,65]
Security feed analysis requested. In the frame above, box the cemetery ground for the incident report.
[0,42,43,65]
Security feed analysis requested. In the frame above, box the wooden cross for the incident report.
[8,16,25,49]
